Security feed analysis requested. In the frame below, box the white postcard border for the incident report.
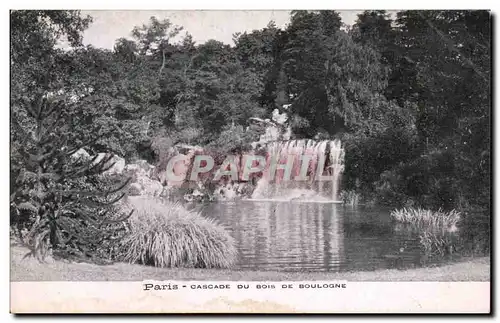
[10,281,490,313]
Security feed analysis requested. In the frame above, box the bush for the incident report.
[390,207,460,232]
[119,197,237,268]
[11,151,132,262]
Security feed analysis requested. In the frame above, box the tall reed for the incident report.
[390,207,460,232]
[419,230,457,257]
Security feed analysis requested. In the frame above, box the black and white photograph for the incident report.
[9,8,492,313]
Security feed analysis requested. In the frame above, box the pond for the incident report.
[198,201,490,272]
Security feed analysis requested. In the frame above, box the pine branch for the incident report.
[11,115,34,145]
[56,220,94,245]
[43,99,65,120]
[104,177,132,195]
[70,209,99,227]
[63,129,103,157]
[60,152,114,179]
[51,177,130,199]
[82,193,126,208]
[100,209,134,225]
[25,93,44,120]
[39,110,66,144]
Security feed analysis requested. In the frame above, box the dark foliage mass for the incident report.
[10,10,491,259]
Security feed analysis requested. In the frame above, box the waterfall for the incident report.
[328,139,344,200]
[251,139,345,201]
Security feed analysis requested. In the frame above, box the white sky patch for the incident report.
[80,10,366,49]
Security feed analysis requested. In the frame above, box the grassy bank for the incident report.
[10,244,490,282]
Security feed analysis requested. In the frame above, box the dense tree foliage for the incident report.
[349,10,491,210]
[11,9,491,255]
[10,10,133,260]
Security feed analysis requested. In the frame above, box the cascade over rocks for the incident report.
[69,108,344,202]
[252,139,345,201]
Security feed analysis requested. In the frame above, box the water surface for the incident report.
[199,201,489,272]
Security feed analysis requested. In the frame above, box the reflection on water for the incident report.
[199,201,489,272]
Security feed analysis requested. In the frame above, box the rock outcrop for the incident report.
[73,146,255,201]
[124,160,163,197]
[92,153,126,175]
[70,148,91,161]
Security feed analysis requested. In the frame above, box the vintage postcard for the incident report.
[10,9,491,314]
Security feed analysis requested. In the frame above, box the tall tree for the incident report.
[11,10,132,260]
[175,39,265,147]
[393,10,491,209]
[278,10,390,137]
[233,21,280,109]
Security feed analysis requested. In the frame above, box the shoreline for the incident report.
[10,245,490,282]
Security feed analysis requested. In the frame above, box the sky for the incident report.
[80,10,363,49]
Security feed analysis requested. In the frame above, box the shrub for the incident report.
[10,78,133,262]
[390,207,460,232]
[119,197,237,268]
[11,144,132,262]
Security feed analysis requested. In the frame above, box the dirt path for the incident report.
[10,245,490,282]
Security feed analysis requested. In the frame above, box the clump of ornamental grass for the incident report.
[119,197,237,269]
[390,207,461,232]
